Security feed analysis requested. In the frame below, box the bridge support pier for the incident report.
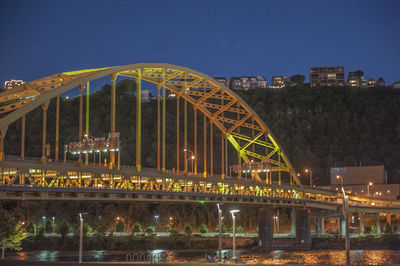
[316,217,323,236]
[359,213,365,235]
[340,218,346,237]
[376,213,382,236]
[290,208,296,236]
[296,209,311,250]
[258,208,274,250]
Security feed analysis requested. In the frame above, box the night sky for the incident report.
[1,0,399,96]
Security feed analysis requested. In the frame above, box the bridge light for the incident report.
[307,209,311,214]
[199,200,205,204]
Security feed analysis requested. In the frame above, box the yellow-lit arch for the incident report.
[0,63,301,185]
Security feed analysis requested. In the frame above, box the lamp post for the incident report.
[78,212,88,264]
[367,182,373,197]
[154,215,159,231]
[184,148,194,175]
[217,203,223,263]
[336,175,350,266]
[305,169,312,187]
[230,209,240,260]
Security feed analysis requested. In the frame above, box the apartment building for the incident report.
[367,78,376,88]
[229,77,242,90]
[214,77,228,87]
[309,66,345,87]
[270,76,284,89]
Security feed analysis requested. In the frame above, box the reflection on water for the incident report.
[240,250,400,265]
[9,249,400,265]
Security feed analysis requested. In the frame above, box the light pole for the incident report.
[184,149,194,175]
[230,209,240,261]
[336,175,350,266]
[78,212,88,264]
[305,169,312,187]
[217,203,223,263]
[367,182,373,197]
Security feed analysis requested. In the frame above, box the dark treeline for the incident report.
[4,80,400,185]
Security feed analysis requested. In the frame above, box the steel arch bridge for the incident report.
[0,63,399,215]
[0,63,297,185]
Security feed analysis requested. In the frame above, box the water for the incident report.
[6,249,400,265]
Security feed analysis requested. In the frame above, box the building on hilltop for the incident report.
[309,66,345,87]
[229,77,242,90]
[359,77,367,88]
[4,79,24,90]
[270,76,284,89]
[214,77,228,87]
[391,81,400,89]
[240,77,250,90]
[367,78,376,88]
[347,72,358,87]
[255,76,268,88]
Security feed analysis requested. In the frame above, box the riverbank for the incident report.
[20,234,400,251]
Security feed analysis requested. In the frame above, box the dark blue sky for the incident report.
[1,0,399,95]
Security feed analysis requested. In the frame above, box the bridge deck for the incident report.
[1,157,400,214]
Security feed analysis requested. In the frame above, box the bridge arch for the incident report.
[0,63,300,185]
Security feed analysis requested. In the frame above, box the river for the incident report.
[6,249,400,265]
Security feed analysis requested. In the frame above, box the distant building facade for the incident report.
[392,81,400,89]
[229,77,242,90]
[347,72,358,87]
[214,77,228,87]
[4,79,24,90]
[329,165,399,200]
[141,90,150,102]
[367,78,376,88]
[309,66,345,87]
[270,76,284,89]
[228,76,267,90]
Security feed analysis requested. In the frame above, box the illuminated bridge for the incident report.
[1,63,399,248]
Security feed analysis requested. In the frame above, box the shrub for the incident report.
[383,223,392,235]
[132,222,143,233]
[236,225,244,233]
[370,225,377,236]
[57,220,69,237]
[184,224,193,235]
[168,228,179,234]
[145,226,155,235]
[215,225,227,233]
[200,224,208,234]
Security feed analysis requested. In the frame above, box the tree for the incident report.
[57,220,69,237]
[184,224,193,235]
[115,221,125,232]
[355,70,364,80]
[145,226,155,235]
[0,208,27,260]
[132,222,142,233]
[383,223,392,235]
[200,224,208,234]
[236,225,244,233]
[289,75,305,86]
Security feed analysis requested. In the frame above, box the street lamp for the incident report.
[367,182,373,197]
[154,215,159,230]
[336,175,350,266]
[305,169,312,187]
[217,203,223,262]
[78,212,88,264]
[230,209,240,260]
[184,149,195,175]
